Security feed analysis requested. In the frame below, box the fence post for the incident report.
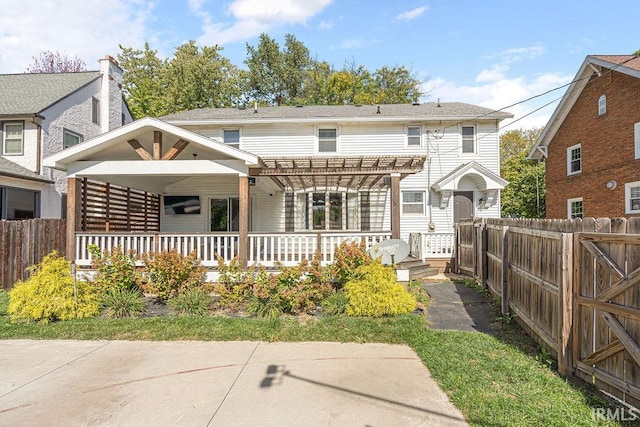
[501,225,509,315]
[472,219,478,279]
[558,232,574,376]
[481,219,488,289]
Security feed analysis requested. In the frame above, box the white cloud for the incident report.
[318,20,333,30]
[0,0,154,73]
[476,64,508,83]
[196,0,332,46]
[484,45,546,64]
[395,6,427,22]
[340,39,366,49]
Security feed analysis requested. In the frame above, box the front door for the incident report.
[453,191,474,223]
[210,198,240,231]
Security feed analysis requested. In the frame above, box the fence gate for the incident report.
[574,225,640,407]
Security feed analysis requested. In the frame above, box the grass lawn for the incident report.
[0,289,626,426]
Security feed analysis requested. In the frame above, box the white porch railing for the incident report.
[75,231,391,267]
[409,232,455,259]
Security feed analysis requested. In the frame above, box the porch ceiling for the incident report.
[250,155,426,191]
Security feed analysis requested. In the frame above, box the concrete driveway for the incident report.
[0,340,467,426]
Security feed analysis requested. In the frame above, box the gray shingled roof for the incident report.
[161,102,513,122]
[0,157,53,183]
[0,71,100,115]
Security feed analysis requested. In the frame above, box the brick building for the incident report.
[530,54,640,219]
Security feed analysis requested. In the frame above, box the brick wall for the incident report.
[546,69,640,218]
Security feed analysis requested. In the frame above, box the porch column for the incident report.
[66,177,82,262]
[390,173,401,239]
[239,175,249,267]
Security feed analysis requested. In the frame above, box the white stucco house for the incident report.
[0,56,133,219]
[44,103,510,271]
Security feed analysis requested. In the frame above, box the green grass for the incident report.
[0,303,623,426]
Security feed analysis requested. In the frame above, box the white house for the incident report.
[0,56,133,219]
[44,103,510,270]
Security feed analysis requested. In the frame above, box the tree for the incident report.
[500,128,546,218]
[118,43,166,118]
[26,51,86,73]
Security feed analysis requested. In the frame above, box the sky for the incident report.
[0,0,638,130]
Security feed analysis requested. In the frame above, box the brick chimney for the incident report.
[99,55,124,133]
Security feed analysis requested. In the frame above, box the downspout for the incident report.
[33,114,42,174]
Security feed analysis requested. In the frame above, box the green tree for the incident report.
[500,128,546,218]
[118,43,166,118]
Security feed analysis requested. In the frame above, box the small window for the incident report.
[626,182,640,214]
[63,129,83,149]
[568,197,583,219]
[407,126,421,147]
[598,95,606,116]
[92,97,100,124]
[635,122,640,159]
[318,128,337,153]
[402,191,425,215]
[223,129,240,148]
[567,143,581,175]
[3,122,24,155]
[461,126,475,153]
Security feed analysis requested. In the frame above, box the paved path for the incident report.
[423,281,496,333]
[0,340,468,426]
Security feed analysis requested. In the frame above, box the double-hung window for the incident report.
[63,129,83,148]
[568,197,583,219]
[634,122,640,159]
[626,182,640,214]
[318,128,337,153]
[402,191,425,215]
[3,122,23,155]
[567,143,581,175]
[598,95,606,116]
[461,126,475,153]
[223,129,240,149]
[92,97,100,124]
[407,126,421,147]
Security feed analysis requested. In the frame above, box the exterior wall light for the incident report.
[606,180,617,190]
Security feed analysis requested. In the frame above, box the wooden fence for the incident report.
[0,219,66,290]
[456,217,640,408]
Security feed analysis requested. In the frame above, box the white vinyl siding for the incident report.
[567,143,581,175]
[568,197,583,219]
[3,122,23,155]
[626,182,640,214]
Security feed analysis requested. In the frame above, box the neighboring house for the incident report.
[530,54,640,219]
[44,103,510,269]
[0,56,133,219]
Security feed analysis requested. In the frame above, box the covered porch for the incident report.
[44,118,426,269]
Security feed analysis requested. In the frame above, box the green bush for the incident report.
[333,241,373,287]
[168,289,212,316]
[0,289,9,316]
[344,261,416,317]
[8,252,100,323]
[213,257,260,310]
[320,291,349,316]
[141,250,207,301]
[102,287,146,318]
[88,245,142,292]
[247,294,283,320]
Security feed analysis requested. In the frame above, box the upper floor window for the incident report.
[63,129,83,149]
[626,182,640,214]
[598,95,606,116]
[402,191,425,215]
[92,97,100,124]
[568,197,583,219]
[223,129,240,149]
[406,126,421,147]
[567,143,581,175]
[635,122,640,159]
[461,126,475,153]
[318,128,337,153]
[3,122,23,155]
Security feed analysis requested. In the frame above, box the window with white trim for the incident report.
[598,95,606,115]
[3,122,23,155]
[626,182,640,214]
[318,128,337,153]
[223,129,240,149]
[406,126,421,147]
[402,191,425,215]
[634,122,640,159]
[567,143,581,175]
[63,129,83,149]
[568,197,583,219]
[461,126,475,153]
[92,97,100,124]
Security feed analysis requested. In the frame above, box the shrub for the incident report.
[101,287,146,318]
[8,252,100,323]
[320,291,349,316]
[0,289,9,316]
[333,241,373,287]
[247,294,284,320]
[344,261,416,317]
[168,289,212,316]
[141,250,207,301]
[88,245,142,292]
[213,257,260,310]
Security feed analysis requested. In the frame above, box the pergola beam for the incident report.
[160,139,190,160]
[128,139,153,161]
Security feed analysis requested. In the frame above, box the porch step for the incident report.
[397,257,440,280]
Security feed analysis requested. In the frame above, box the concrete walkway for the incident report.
[423,281,496,333]
[0,340,468,426]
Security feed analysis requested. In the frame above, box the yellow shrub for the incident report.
[344,261,416,317]
[8,252,100,323]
